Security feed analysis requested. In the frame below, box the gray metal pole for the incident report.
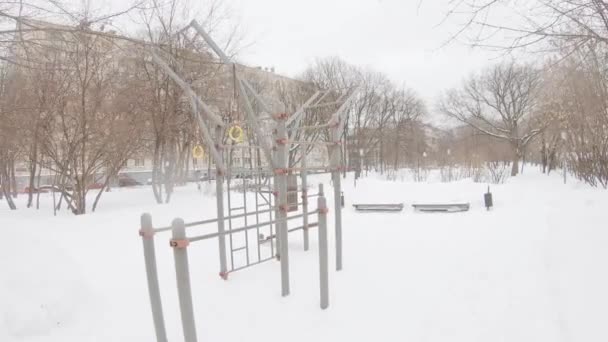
[317,185,329,310]
[140,214,168,342]
[171,218,198,342]
[331,130,343,271]
[276,117,290,296]
[301,153,309,251]
[215,126,228,280]
[273,178,280,260]
[333,170,343,271]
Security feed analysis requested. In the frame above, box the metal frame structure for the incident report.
[138,18,359,342]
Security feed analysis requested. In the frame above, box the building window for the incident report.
[134,158,145,167]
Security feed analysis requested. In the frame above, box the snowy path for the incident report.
[1,171,608,341]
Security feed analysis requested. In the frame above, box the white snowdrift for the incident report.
[1,170,607,342]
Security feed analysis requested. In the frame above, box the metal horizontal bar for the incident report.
[294,123,332,131]
[283,166,330,172]
[154,196,315,232]
[259,222,319,242]
[229,256,275,273]
[259,116,276,121]
[288,141,338,146]
[184,207,276,228]
[187,212,317,243]
[232,246,247,252]
[306,101,343,109]
[154,226,173,233]
[307,170,333,175]
[184,217,221,228]
[223,145,264,149]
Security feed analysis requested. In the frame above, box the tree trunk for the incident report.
[511,143,520,176]
[73,180,86,215]
[151,141,163,204]
[35,163,42,209]
[541,133,547,174]
[92,175,112,212]
[0,164,17,210]
[10,159,17,198]
[164,142,177,204]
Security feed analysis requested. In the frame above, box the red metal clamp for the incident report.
[275,138,288,145]
[219,271,229,280]
[170,239,190,249]
[274,112,289,120]
[319,207,329,214]
[139,229,155,239]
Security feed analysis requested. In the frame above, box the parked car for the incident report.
[118,175,141,187]
[23,186,49,194]
[24,185,72,193]
[88,182,105,190]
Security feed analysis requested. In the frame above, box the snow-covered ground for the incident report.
[1,169,607,342]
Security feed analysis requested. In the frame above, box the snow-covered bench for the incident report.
[352,203,404,212]
[412,203,470,213]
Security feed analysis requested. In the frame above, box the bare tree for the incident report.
[387,87,427,170]
[443,0,608,53]
[547,49,608,187]
[134,0,242,203]
[440,61,545,176]
[0,62,20,209]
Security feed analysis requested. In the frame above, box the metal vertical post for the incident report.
[331,126,343,271]
[254,156,262,261]
[301,152,309,251]
[269,175,275,258]
[140,214,168,342]
[273,181,280,259]
[317,185,329,309]
[170,218,197,342]
[227,176,235,270]
[276,116,290,296]
[243,178,250,265]
[215,125,228,279]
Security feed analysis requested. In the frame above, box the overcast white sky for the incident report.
[75,0,503,118]
[221,0,498,107]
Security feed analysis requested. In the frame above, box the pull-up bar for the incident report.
[186,211,317,243]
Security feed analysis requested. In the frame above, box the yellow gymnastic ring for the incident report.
[228,125,244,143]
[192,145,205,159]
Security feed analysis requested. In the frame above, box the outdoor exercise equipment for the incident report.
[228,125,244,143]
[192,145,204,159]
[138,18,359,342]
